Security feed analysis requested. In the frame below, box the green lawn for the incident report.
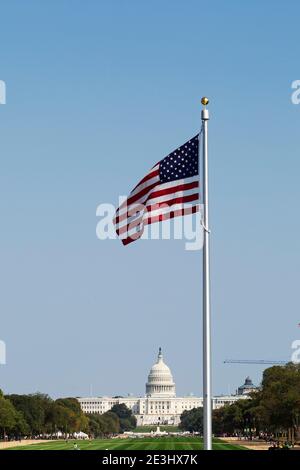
[6,437,245,451]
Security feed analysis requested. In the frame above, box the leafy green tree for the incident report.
[12,410,30,436]
[7,393,52,434]
[54,398,89,433]
[55,398,82,416]
[88,414,103,437]
[110,404,136,432]
[88,411,120,436]
[212,407,225,435]
[259,363,300,436]
[179,407,203,433]
[0,396,17,437]
[6,393,90,436]
[102,411,120,434]
[212,399,258,435]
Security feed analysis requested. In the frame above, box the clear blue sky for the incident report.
[0,0,299,398]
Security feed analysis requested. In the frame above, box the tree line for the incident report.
[3,363,299,440]
[0,391,136,439]
[179,363,300,441]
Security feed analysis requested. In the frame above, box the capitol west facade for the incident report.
[78,348,254,426]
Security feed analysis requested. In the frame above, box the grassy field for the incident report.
[6,437,245,451]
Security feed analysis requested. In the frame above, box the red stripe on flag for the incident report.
[146,193,199,213]
[148,181,198,200]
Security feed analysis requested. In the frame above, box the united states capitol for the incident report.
[78,348,256,426]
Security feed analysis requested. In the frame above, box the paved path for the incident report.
[219,437,271,450]
[0,439,52,450]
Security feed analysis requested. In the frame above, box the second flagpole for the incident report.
[201,97,212,450]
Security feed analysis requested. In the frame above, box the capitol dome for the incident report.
[145,348,176,398]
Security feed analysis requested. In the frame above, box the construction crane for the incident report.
[224,359,287,365]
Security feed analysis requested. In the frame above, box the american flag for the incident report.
[114,134,200,245]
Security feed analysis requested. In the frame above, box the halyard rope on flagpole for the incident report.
[201,220,211,233]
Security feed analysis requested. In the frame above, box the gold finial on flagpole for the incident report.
[201,97,210,120]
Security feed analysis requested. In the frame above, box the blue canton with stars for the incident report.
[159,134,199,183]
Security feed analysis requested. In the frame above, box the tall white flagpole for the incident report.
[201,97,212,450]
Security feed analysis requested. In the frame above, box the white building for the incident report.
[78,348,252,426]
